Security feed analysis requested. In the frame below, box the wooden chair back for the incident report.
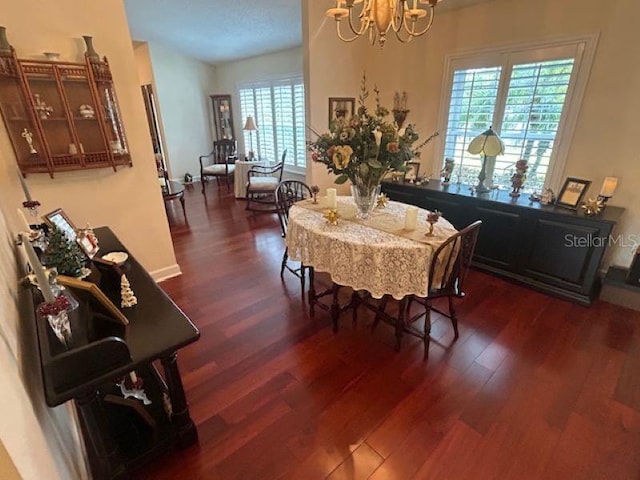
[275,180,312,237]
[212,139,236,164]
[428,220,482,297]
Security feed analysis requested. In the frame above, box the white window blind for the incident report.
[444,67,502,186]
[438,38,594,192]
[494,59,574,190]
[238,77,306,170]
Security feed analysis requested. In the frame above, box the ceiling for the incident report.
[125,0,493,65]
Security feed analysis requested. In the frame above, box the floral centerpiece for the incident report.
[308,75,438,218]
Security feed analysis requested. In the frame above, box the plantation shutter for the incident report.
[443,66,502,184]
[496,59,575,190]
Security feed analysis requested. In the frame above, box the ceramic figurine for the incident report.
[79,104,95,118]
[510,160,528,197]
[441,158,455,185]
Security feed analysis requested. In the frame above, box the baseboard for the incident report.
[151,264,182,282]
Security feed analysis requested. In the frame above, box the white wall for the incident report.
[216,47,304,155]
[303,0,640,266]
[146,42,218,181]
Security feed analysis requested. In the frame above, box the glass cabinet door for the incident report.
[22,62,80,170]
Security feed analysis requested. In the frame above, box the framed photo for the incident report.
[44,208,77,242]
[44,208,100,258]
[556,177,591,210]
[57,275,129,325]
[328,97,355,126]
[404,161,420,181]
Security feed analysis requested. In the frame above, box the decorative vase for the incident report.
[0,26,12,54]
[82,35,100,61]
[351,183,381,219]
[45,309,72,346]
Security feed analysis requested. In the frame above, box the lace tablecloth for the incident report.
[286,197,458,300]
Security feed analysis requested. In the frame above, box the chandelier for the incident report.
[326,0,444,47]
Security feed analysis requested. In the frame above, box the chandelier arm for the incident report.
[347,3,371,36]
[335,20,362,43]
[392,1,406,33]
[403,6,436,37]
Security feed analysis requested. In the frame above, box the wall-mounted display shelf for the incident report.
[0,31,131,177]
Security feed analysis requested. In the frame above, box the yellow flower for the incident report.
[332,145,353,170]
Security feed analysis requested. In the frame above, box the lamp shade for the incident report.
[243,116,257,131]
[467,127,505,156]
[599,177,618,198]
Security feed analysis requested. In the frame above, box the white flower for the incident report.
[373,128,382,147]
[398,127,406,137]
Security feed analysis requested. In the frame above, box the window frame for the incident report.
[238,75,306,173]
[434,34,598,191]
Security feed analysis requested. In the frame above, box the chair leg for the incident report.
[372,295,389,332]
[308,267,316,317]
[423,299,432,360]
[201,177,206,194]
[300,264,306,296]
[448,296,459,339]
[331,283,340,333]
[280,248,288,278]
[351,291,360,327]
[394,297,408,352]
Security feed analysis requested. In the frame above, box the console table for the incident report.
[381,181,625,305]
[30,227,199,479]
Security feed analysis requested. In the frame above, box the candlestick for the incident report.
[326,188,337,209]
[17,167,32,201]
[21,234,55,303]
[599,177,618,198]
[130,371,138,384]
[17,208,31,232]
[404,206,418,230]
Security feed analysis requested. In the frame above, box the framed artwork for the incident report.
[57,275,129,325]
[328,97,355,126]
[44,208,77,241]
[405,161,420,181]
[211,94,235,140]
[556,177,591,210]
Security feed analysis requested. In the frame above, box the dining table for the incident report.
[286,196,459,325]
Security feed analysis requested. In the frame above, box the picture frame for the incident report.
[44,208,77,242]
[328,97,355,126]
[404,161,421,181]
[556,177,592,210]
[57,275,129,325]
[44,208,100,258]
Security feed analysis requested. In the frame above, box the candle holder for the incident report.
[37,292,76,346]
[425,210,441,236]
[311,185,320,204]
[22,200,41,220]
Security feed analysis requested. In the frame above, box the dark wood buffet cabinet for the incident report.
[382,180,625,306]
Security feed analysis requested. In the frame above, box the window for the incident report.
[438,38,596,191]
[239,77,306,171]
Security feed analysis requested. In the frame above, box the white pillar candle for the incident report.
[17,208,31,232]
[326,188,337,209]
[22,234,55,303]
[17,167,32,202]
[599,177,618,198]
[404,206,418,230]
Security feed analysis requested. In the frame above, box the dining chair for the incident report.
[275,180,312,294]
[370,220,482,358]
[245,150,286,212]
[200,139,237,193]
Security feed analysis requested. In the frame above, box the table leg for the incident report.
[161,352,198,447]
[309,267,316,317]
[331,283,340,333]
[75,388,128,480]
[179,194,186,217]
[395,297,408,352]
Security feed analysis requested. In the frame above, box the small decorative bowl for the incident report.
[101,251,129,266]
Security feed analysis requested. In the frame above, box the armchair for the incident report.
[199,139,237,193]
[245,150,285,212]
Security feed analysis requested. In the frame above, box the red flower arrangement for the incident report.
[22,200,41,209]
[37,294,70,317]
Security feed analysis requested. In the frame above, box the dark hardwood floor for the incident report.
[139,184,640,479]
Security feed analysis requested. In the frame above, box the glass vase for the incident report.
[45,309,72,346]
[351,183,381,219]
